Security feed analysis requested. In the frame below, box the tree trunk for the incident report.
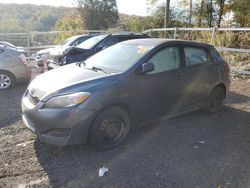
[198,0,204,27]
[207,0,213,27]
[189,0,193,26]
[164,0,170,28]
[217,0,225,28]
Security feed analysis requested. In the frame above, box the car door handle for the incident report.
[176,76,184,81]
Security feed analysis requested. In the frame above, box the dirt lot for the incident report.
[0,78,250,188]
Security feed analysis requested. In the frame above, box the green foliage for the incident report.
[146,0,245,28]
[120,15,154,32]
[54,12,84,44]
[231,0,250,27]
[118,5,187,32]
[0,3,76,32]
[76,0,119,30]
[0,18,25,32]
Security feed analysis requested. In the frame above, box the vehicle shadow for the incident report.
[226,91,250,105]
[0,83,27,128]
[34,93,250,188]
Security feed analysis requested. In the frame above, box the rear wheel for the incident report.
[204,86,225,113]
[0,71,15,90]
[89,106,130,150]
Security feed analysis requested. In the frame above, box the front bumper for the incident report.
[36,59,45,67]
[21,96,96,146]
[47,60,61,69]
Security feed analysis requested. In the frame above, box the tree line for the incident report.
[75,0,250,31]
[0,0,249,34]
[0,4,72,32]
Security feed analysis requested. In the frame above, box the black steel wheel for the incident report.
[89,106,130,150]
[204,86,225,113]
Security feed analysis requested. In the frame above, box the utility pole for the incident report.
[164,0,170,28]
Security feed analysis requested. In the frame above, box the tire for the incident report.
[204,86,225,114]
[0,71,15,90]
[89,106,131,150]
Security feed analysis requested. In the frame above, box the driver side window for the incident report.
[147,47,181,74]
[97,37,117,49]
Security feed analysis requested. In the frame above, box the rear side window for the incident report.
[209,47,224,62]
[184,47,208,66]
[147,47,181,74]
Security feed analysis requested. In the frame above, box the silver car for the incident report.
[0,46,31,89]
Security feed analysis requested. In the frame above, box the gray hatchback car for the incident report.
[0,46,30,89]
[22,39,230,150]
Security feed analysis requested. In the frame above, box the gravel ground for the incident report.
[0,78,250,188]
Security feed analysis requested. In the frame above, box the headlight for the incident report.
[45,92,90,108]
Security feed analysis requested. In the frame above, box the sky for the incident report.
[0,0,157,16]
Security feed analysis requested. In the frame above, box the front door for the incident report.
[133,46,185,123]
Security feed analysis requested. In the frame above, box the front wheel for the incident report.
[89,106,130,150]
[204,86,225,113]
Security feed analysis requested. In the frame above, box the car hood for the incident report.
[62,46,89,56]
[28,64,118,101]
[49,46,84,57]
[49,45,68,56]
[37,47,58,55]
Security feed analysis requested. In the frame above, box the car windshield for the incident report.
[77,34,108,49]
[84,43,153,73]
[60,36,79,46]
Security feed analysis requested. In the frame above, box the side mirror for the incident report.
[141,63,154,74]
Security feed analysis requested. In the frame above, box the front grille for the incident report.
[28,93,40,105]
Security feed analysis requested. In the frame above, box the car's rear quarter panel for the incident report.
[0,49,30,82]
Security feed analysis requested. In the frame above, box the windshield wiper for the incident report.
[76,61,86,67]
[91,66,107,73]
[77,62,108,74]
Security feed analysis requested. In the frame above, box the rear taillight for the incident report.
[18,54,27,65]
[19,58,24,65]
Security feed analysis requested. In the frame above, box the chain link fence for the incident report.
[144,27,250,75]
[0,28,250,75]
[0,30,107,64]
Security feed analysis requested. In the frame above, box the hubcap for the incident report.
[100,116,125,143]
[0,74,11,89]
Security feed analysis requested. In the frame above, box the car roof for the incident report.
[122,38,213,48]
[0,41,16,48]
[111,32,148,36]
[0,45,17,52]
[69,34,93,39]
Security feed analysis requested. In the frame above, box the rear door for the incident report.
[181,45,218,107]
[133,45,185,122]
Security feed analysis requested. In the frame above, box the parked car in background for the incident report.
[0,46,30,89]
[36,34,97,68]
[0,41,17,49]
[47,32,150,69]
[22,39,230,149]
[0,41,26,55]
